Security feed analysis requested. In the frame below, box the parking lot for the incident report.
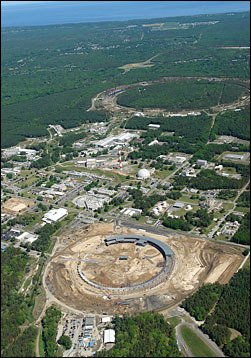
[56,313,111,357]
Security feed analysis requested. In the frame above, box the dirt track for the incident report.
[45,223,244,314]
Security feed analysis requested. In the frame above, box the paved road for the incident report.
[117,218,249,248]
[175,318,225,357]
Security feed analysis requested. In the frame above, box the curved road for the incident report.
[175,318,225,357]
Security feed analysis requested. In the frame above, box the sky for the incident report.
[2,0,250,6]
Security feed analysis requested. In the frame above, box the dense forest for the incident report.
[1,246,37,357]
[231,212,250,245]
[181,283,223,321]
[181,268,250,357]
[172,168,249,190]
[2,11,250,148]
[210,106,250,140]
[125,112,212,143]
[95,312,181,357]
[41,306,62,357]
[163,208,214,232]
[117,79,247,110]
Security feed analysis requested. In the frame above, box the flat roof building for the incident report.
[102,317,111,323]
[173,201,185,209]
[196,159,207,166]
[148,124,160,129]
[42,208,68,224]
[85,317,94,327]
[224,154,245,161]
[104,329,115,344]
[119,256,128,260]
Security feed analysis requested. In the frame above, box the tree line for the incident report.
[181,268,250,357]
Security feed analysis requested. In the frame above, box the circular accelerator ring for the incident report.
[77,234,174,292]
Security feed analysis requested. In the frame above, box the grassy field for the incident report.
[180,325,217,357]
[39,329,45,357]
[235,206,250,214]
[153,168,174,179]
[167,316,181,329]
[16,175,39,188]
[178,194,200,204]
[243,255,250,269]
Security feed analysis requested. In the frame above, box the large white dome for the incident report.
[137,168,150,179]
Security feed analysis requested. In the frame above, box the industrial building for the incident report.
[1,167,21,176]
[103,329,115,344]
[2,146,37,159]
[196,159,207,167]
[173,201,185,209]
[96,132,138,148]
[72,194,109,211]
[42,208,68,224]
[120,208,142,217]
[223,153,246,161]
[148,124,160,129]
[16,231,38,243]
[85,317,94,330]
[102,317,111,324]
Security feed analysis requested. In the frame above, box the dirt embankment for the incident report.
[45,223,244,314]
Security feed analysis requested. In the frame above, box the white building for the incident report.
[42,208,68,224]
[104,329,115,344]
[16,232,38,243]
[120,208,142,217]
[224,154,245,161]
[102,317,111,324]
[148,139,159,146]
[96,132,138,148]
[196,159,207,167]
[136,168,151,180]
[148,124,160,129]
[51,183,67,191]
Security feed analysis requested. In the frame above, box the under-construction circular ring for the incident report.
[77,234,174,292]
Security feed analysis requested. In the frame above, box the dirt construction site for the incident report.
[45,223,245,315]
[2,197,34,213]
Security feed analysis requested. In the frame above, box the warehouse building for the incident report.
[196,159,207,167]
[42,208,68,224]
[223,153,246,161]
[104,329,115,344]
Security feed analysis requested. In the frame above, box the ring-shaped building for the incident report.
[77,234,174,292]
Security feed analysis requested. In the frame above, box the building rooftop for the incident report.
[104,329,115,344]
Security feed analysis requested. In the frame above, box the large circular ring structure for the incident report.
[77,234,174,292]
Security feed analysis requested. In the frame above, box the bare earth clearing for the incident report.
[44,223,244,315]
[2,197,34,213]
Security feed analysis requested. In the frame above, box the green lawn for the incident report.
[180,325,217,357]
[16,175,39,188]
[167,316,181,329]
[235,206,250,214]
[178,194,200,204]
[153,168,174,179]
[23,279,31,291]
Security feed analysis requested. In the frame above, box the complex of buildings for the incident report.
[95,132,138,148]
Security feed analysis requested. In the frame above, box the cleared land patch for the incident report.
[44,223,244,315]
[2,197,34,213]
